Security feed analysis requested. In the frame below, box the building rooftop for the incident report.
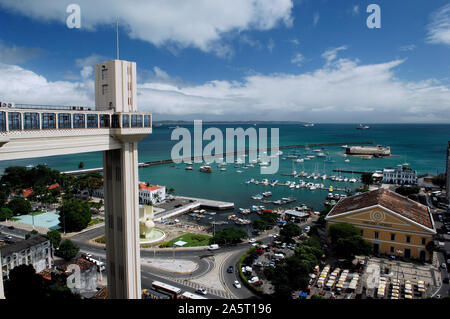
[138,183,163,191]
[326,188,434,230]
[59,258,96,272]
[0,235,49,257]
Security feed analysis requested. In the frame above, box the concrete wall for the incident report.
[95,60,137,112]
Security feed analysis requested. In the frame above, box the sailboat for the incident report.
[356,123,370,130]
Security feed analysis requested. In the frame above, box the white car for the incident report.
[248,238,256,243]
[441,263,447,270]
[233,280,241,289]
[196,288,207,295]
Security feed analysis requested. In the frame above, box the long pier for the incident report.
[63,141,373,175]
[332,169,372,174]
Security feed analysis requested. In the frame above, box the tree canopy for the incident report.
[210,227,247,245]
[4,264,80,299]
[328,222,372,259]
[59,199,91,232]
[7,197,32,216]
[56,239,79,261]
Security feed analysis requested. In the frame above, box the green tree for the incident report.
[361,172,374,186]
[56,239,79,261]
[59,199,91,232]
[279,222,301,243]
[7,197,32,216]
[395,186,420,197]
[328,223,372,259]
[4,264,46,299]
[253,219,268,231]
[46,230,62,248]
[0,207,13,221]
[210,227,247,245]
[4,264,79,300]
[432,174,446,190]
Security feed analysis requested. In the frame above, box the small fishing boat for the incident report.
[199,165,212,173]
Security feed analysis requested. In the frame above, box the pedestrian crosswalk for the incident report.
[162,276,235,299]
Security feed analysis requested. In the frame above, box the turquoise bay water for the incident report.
[1,124,449,225]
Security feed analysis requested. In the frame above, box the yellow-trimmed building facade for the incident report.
[325,188,436,261]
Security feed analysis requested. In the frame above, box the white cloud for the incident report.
[322,45,348,65]
[267,38,275,53]
[1,50,449,123]
[352,5,360,16]
[0,41,43,64]
[313,12,320,27]
[399,44,417,52]
[0,63,93,106]
[289,38,300,46]
[0,0,294,56]
[427,3,450,46]
[291,53,305,66]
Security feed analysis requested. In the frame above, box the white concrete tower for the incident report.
[95,59,142,299]
[446,141,450,202]
[0,59,151,299]
[95,60,137,112]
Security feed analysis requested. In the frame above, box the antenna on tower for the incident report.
[116,19,119,60]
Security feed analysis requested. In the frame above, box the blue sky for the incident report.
[0,0,449,123]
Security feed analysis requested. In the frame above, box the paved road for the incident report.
[69,224,257,299]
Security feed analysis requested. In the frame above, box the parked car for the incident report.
[196,288,207,295]
[443,277,449,284]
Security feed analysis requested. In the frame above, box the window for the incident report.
[58,113,71,129]
[144,115,151,127]
[390,246,394,253]
[41,113,56,129]
[87,114,98,128]
[102,68,108,80]
[131,114,142,127]
[112,114,120,128]
[421,238,426,245]
[391,234,396,241]
[122,114,130,128]
[102,84,108,95]
[374,231,379,239]
[72,114,85,128]
[23,112,40,130]
[406,236,411,243]
[8,112,21,130]
[99,114,110,128]
[0,111,6,131]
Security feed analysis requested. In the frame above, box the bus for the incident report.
[180,291,208,299]
[151,281,182,299]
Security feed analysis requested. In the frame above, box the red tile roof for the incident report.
[48,183,60,190]
[326,188,434,230]
[59,258,96,272]
[22,188,34,198]
[139,183,162,191]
